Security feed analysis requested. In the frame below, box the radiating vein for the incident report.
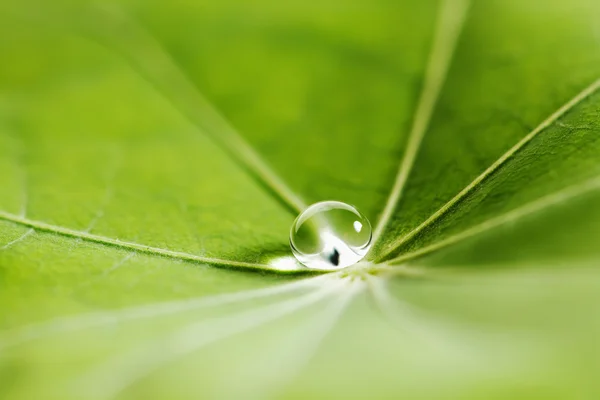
[368,275,452,336]
[76,279,346,400]
[367,275,423,335]
[0,210,303,272]
[72,253,137,292]
[102,252,135,276]
[370,0,470,251]
[80,3,306,215]
[367,275,469,355]
[233,280,362,400]
[264,281,359,393]
[0,228,35,251]
[0,274,331,350]
[387,174,600,265]
[378,77,600,261]
[367,275,487,352]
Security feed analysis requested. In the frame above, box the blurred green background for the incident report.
[1,0,600,399]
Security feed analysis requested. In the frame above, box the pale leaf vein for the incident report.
[378,77,600,261]
[371,0,471,250]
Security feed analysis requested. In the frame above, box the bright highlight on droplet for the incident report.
[290,201,372,270]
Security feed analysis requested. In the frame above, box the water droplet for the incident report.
[290,201,372,270]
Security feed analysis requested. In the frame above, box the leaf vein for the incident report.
[82,4,306,215]
[0,228,35,251]
[0,210,301,272]
[0,274,328,351]
[387,174,600,265]
[378,77,600,261]
[370,0,471,250]
[76,279,347,400]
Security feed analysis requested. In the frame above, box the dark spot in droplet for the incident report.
[329,248,340,266]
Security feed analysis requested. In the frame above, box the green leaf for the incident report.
[1,0,600,399]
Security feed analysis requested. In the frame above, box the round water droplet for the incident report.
[290,201,372,270]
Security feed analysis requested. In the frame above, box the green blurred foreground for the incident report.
[1,0,600,399]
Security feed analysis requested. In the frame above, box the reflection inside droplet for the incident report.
[289,201,372,270]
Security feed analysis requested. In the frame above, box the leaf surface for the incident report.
[1,0,600,399]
